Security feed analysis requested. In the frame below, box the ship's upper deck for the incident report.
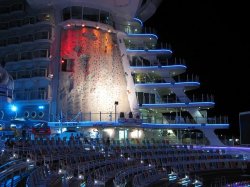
[25,0,161,22]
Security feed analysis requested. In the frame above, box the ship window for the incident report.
[11,3,24,11]
[137,92,143,105]
[8,37,19,45]
[0,6,10,14]
[9,20,23,28]
[20,34,34,42]
[33,50,49,58]
[35,31,49,40]
[150,94,155,104]
[83,7,99,22]
[37,14,50,22]
[72,6,82,19]
[100,10,109,24]
[144,93,149,104]
[21,52,32,60]
[63,7,71,21]
[5,53,19,62]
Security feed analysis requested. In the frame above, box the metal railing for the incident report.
[133,74,199,83]
[49,112,228,124]
[14,90,48,100]
[9,68,48,80]
[130,57,186,67]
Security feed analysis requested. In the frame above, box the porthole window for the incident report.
[24,111,29,118]
[31,111,36,118]
[38,111,44,118]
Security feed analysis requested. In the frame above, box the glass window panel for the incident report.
[83,7,99,22]
[11,3,24,11]
[100,10,109,24]
[8,37,19,45]
[72,6,82,19]
[63,7,71,21]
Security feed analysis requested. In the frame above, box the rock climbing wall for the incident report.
[59,27,130,120]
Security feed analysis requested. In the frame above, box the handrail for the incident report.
[48,112,228,124]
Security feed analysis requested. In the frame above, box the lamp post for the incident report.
[114,101,118,122]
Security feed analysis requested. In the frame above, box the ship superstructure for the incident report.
[0,0,228,145]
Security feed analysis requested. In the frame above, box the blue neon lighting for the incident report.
[38,105,44,109]
[133,18,143,27]
[142,123,229,128]
[175,82,200,85]
[130,65,187,69]
[127,33,158,39]
[126,49,173,53]
[135,82,200,87]
[142,102,215,106]
[10,105,17,112]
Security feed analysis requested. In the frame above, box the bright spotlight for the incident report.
[38,105,44,109]
[11,105,17,112]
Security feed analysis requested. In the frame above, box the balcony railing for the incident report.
[141,115,229,124]
[162,94,214,103]
[126,42,171,51]
[130,57,186,67]
[50,112,228,124]
[133,74,199,84]
[14,90,48,100]
[0,86,13,98]
[0,14,51,31]
[9,68,48,80]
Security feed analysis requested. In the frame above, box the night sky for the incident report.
[145,0,250,136]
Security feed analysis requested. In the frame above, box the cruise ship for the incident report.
[0,0,229,145]
[0,0,249,186]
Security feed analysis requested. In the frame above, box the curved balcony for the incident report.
[140,102,215,109]
[124,37,169,51]
[124,33,158,46]
[0,31,52,49]
[0,86,13,99]
[0,14,52,31]
[14,89,48,101]
[9,68,49,80]
[130,65,186,78]
[141,115,229,127]
[134,82,200,92]
[130,57,186,67]
[138,94,214,104]
[0,2,25,16]
[127,49,172,56]
[4,49,50,65]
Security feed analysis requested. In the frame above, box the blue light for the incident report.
[133,18,143,27]
[126,49,173,53]
[130,65,187,69]
[127,33,158,39]
[38,105,44,110]
[10,105,17,112]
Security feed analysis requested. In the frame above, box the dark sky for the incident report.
[145,0,250,135]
